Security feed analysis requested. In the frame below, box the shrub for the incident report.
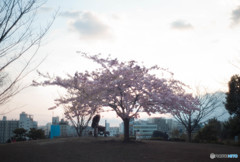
[152,131,168,140]
[194,118,222,143]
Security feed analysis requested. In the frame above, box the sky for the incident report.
[1,0,240,126]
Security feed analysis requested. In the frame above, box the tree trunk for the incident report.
[187,118,192,142]
[187,131,192,142]
[78,127,83,137]
[123,118,130,142]
[75,126,83,137]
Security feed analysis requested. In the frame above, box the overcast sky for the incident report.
[1,0,240,126]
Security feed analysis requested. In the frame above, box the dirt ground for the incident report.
[0,137,239,162]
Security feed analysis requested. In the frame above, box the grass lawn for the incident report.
[0,137,239,162]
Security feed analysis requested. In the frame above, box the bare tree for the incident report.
[0,0,55,112]
[173,90,225,142]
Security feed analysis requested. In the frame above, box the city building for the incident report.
[59,119,68,137]
[45,123,52,137]
[104,120,119,136]
[50,116,61,139]
[50,117,77,138]
[119,118,135,136]
[50,125,60,139]
[148,117,185,134]
[52,117,59,125]
[19,112,37,131]
[119,118,157,139]
[133,120,157,139]
[166,119,178,131]
[119,117,188,139]
[108,127,119,136]
[0,116,19,143]
[148,117,168,132]
[66,126,78,137]
[105,120,110,131]
[119,122,124,135]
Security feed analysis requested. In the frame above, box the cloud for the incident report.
[171,20,193,30]
[38,6,53,13]
[67,11,112,40]
[231,6,240,26]
[60,11,81,18]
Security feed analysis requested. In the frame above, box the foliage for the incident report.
[13,128,27,141]
[27,128,45,140]
[82,54,198,142]
[225,75,240,117]
[34,71,101,137]
[195,118,222,142]
[222,116,240,139]
[35,54,198,142]
[152,131,168,140]
[170,129,180,138]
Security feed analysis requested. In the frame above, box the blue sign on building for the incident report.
[50,125,60,139]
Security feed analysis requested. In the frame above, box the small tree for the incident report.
[173,91,224,142]
[225,75,240,117]
[34,72,101,137]
[222,116,240,139]
[62,98,99,137]
[195,118,222,142]
[27,128,45,140]
[13,128,27,141]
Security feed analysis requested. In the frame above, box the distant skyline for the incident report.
[1,0,239,126]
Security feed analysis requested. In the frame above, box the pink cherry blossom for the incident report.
[34,54,199,141]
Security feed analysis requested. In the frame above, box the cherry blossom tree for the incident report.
[34,54,199,141]
[34,72,102,136]
[82,54,199,142]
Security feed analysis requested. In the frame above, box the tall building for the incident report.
[0,116,19,143]
[59,119,68,137]
[105,120,110,131]
[50,117,73,138]
[52,117,59,125]
[104,120,119,136]
[148,117,168,132]
[50,125,60,139]
[19,112,37,131]
[166,119,178,131]
[50,116,60,139]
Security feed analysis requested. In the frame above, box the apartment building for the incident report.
[0,116,19,143]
